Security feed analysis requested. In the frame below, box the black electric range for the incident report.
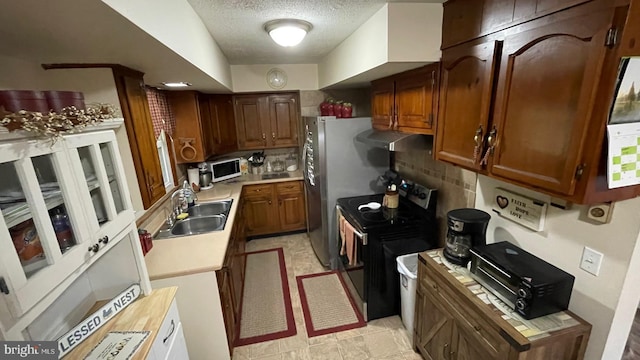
[336,182,438,321]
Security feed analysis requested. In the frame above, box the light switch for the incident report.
[580,247,603,276]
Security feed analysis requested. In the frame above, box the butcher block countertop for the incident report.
[144,171,303,281]
[64,287,178,360]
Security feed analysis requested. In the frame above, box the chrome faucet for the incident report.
[167,189,185,226]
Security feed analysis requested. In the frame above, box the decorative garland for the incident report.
[0,104,118,141]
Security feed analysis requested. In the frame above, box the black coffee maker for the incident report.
[443,208,491,266]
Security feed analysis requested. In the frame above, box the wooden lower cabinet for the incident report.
[243,181,306,237]
[414,251,592,360]
[217,200,246,353]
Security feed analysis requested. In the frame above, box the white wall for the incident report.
[318,5,389,88]
[0,55,144,211]
[387,3,443,62]
[475,175,640,360]
[231,64,318,92]
[318,3,443,89]
[101,0,232,90]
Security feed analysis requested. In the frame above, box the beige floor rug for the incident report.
[297,271,366,337]
[235,248,296,346]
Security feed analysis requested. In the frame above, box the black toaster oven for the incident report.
[469,241,575,319]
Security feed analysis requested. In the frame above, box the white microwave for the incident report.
[208,157,242,182]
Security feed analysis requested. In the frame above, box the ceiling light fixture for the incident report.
[161,82,192,88]
[264,19,313,47]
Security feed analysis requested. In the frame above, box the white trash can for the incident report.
[397,253,420,335]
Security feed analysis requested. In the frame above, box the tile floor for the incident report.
[233,233,422,360]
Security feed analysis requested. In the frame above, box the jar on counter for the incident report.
[239,157,249,175]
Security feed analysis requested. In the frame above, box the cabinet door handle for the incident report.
[262,133,267,143]
[473,125,484,164]
[0,277,9,295]
[272,132,276,141]
[474,325,481,331]
[443,343,449,359]
[99,236,109,244]
[480,126,497,165]
[268,200,272,205]
[162,319,176,344]
[88,244,100,253]
[388,105,394,129]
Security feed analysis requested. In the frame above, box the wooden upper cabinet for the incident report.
[208,95,238,155]
[370,64,439,135]
[268,94,299,147]
[113,69,165,208]
[170,91,210,164]
[436,40,501,171]
[371,78,395,130]
[488,6,616,195]
[395,64,440,134]
[235,95,268,149]
[442,0,593,49]
[235,92,300,150]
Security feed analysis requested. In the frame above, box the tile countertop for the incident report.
[144,170,303,281]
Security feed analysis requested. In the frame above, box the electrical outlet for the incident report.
[580,247,603,276]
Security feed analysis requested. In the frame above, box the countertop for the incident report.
[144,171,303,281]
[64,287,178,359]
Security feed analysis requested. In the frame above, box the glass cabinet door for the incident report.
[63,131,134,239]
[0,140,89,317]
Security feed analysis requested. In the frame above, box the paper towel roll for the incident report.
[187,168,200,187]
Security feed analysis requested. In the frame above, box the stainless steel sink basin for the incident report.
[154,199,233,240]
[187,200,232,217]
[170,215,227,236]
[261,173,290,180]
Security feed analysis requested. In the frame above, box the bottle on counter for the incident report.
[182,180,195,209]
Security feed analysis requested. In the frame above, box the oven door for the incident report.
[336,205,368,320]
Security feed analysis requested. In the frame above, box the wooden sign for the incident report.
[492,188,547,231]
[57,284,141,358]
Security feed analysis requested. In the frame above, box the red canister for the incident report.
[43,91,85,112]
[0,90,50,113]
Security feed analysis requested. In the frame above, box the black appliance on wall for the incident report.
[443,208,491,266]
[336,181,437,321]
[469,241,575,319]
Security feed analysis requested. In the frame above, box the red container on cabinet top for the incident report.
[44,91,85,112]
[0,90,49,113]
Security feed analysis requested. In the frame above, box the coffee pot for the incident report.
[443,208,491,266]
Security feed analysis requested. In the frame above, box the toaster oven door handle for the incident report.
[477,267,516,296]
[336,205,367,245]
[470,250,512,279]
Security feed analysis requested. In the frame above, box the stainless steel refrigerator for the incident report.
[303,116,388,269]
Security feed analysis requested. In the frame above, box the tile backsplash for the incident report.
[395,149,478,246]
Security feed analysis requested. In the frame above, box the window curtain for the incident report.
[145,86,176,138]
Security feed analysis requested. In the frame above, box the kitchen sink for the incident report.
[261,173,290,180]
[154,199,233,240]
[170,215,227,236]
[187,200,232,217]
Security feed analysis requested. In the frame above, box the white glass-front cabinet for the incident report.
[0,130,138,320]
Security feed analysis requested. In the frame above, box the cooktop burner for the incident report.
[337,194,427,230]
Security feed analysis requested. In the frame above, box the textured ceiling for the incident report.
[188,0,445,65]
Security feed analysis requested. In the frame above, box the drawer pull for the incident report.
[163,319,176,345]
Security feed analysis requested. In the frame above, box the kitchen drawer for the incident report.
[275,181,302,194]
[242,184,273,197]
[150,298,182,360]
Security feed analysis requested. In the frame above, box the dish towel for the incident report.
[339,214,358,266]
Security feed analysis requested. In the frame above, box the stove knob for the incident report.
[518,287,532,299]
[418,192,427,200]
[515,298,527,311]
